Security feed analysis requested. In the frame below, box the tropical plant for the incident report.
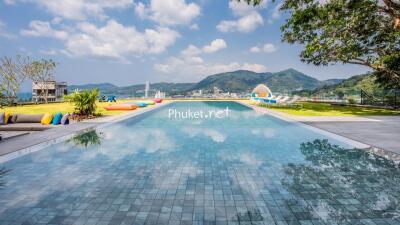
[25,59,57,103]
[242,0,400,88]
[64,89,100,117]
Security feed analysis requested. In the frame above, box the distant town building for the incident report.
[32,81,67,102]
[145,81,150,98]
[213,86,221,97]
[155,90,166,99]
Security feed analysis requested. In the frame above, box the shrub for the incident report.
[64,89,99,117]
[347,97,357,104]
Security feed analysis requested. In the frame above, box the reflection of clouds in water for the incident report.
[373,192,394,210]
[251,128,276,139]
[182,127,226,143]
[219,149,263,167]
[311,201,333,222]
[97,126,176,161]
[4,164,98,210]
[229,110,261,120]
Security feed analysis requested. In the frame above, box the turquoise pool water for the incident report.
[0,101,400,225]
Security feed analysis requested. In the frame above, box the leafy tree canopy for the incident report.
[240,0,400,88]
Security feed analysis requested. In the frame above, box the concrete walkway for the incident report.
[261,107,400,155]
[303,116,400,155]
[0,102,171,158]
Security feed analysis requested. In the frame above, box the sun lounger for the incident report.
[279,96,290,103]
[286,95,300,104]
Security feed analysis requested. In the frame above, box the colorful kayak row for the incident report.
[104,99,163,111]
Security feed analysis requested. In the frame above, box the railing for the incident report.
[360,89,399,109]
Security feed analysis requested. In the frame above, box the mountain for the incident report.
[191,68,338,93]
[320,78,345,86]
[294,73,382,97]
[66,69,346,96]
[68,82,195,97]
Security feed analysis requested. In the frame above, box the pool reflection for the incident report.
[282,139,400,223]
[68,129,104,148]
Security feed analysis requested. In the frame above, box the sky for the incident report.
[0,0,369,91]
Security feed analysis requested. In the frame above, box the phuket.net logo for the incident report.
[168,107,230,119]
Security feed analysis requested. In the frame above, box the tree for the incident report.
[27,59,57,104]
[0,56,31,105]
[241,0,400,88]
[64,89,100,117]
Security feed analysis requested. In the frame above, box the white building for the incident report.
[32,81,67,102]
[145,81,150,98]
[213,86,221,97]
[155,90,166,99]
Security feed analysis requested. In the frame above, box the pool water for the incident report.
[1,101,400,225]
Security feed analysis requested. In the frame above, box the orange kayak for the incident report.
[104,104,138,110]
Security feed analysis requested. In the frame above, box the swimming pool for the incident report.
[0,101,399,225]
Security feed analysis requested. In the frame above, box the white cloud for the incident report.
[202,39,227,53]
[154,56,267,79]
[155,38,265,78]
[228,0,267,17]
[181,39,227,57]
[8,0,133,20]
[217,11,263,33]
[21,19,180,61]
[20,20,68,40]
[241,63,267,72]
[250,43,277,53]
[217,1,266,33]
[65,20,179,59]
[134,0,201,26]
[250,46,261,53]
[181,44,202,57]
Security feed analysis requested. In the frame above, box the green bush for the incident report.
[347,97,357,104]
[64,89,99,117]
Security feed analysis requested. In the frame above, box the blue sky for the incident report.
[0,0,368,91]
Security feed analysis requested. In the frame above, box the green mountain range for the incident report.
[191,69,343,93]
[68,69,344,96]
[294,73,381,97]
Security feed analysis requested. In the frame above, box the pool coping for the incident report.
[237,101,400,163]
[0,101,174,163]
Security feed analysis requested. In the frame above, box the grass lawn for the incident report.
[264,102,400,116]
[0,100,133,116]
